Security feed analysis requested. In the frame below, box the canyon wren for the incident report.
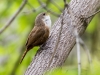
[20,12,51,63]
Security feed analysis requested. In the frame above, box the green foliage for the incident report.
[45,58,100,75]
[0,0,100,75]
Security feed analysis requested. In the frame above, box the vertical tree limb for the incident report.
[24,0,100,75]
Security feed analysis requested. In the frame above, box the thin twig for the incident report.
[27,2,37,12]
[23,6,42,14]
[74,29,81,75]
[79,38,92,63]
[38,0,60,17]
[23,2,39,14]
[0,0,28,34]
[78,34,95,75]
[50,0,63,12]
[74,29,93,75]
[86,9,100,19]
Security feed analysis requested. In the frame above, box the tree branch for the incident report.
[24,0,100,75]
[38,0,60,17]
[0,0,28,34]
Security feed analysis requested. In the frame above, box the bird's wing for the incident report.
[25,26,45,47]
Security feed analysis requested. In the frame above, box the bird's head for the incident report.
[35,12,51,28]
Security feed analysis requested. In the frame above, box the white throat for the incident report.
[42,15,51,29]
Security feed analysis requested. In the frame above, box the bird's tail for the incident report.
[20,49,28,64]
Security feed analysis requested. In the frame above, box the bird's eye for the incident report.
[43,13,45,16]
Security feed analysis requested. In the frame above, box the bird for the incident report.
[20,12,51,63]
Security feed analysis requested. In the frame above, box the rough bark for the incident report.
[24,0,100,75]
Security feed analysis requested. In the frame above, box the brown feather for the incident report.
[20,26,49,63]
[20,12,50,64]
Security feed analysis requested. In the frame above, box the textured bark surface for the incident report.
[24,0,100,75]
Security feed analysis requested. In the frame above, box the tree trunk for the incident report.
[24,0,100,75]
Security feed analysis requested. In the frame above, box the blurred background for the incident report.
[0,0,100,75]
